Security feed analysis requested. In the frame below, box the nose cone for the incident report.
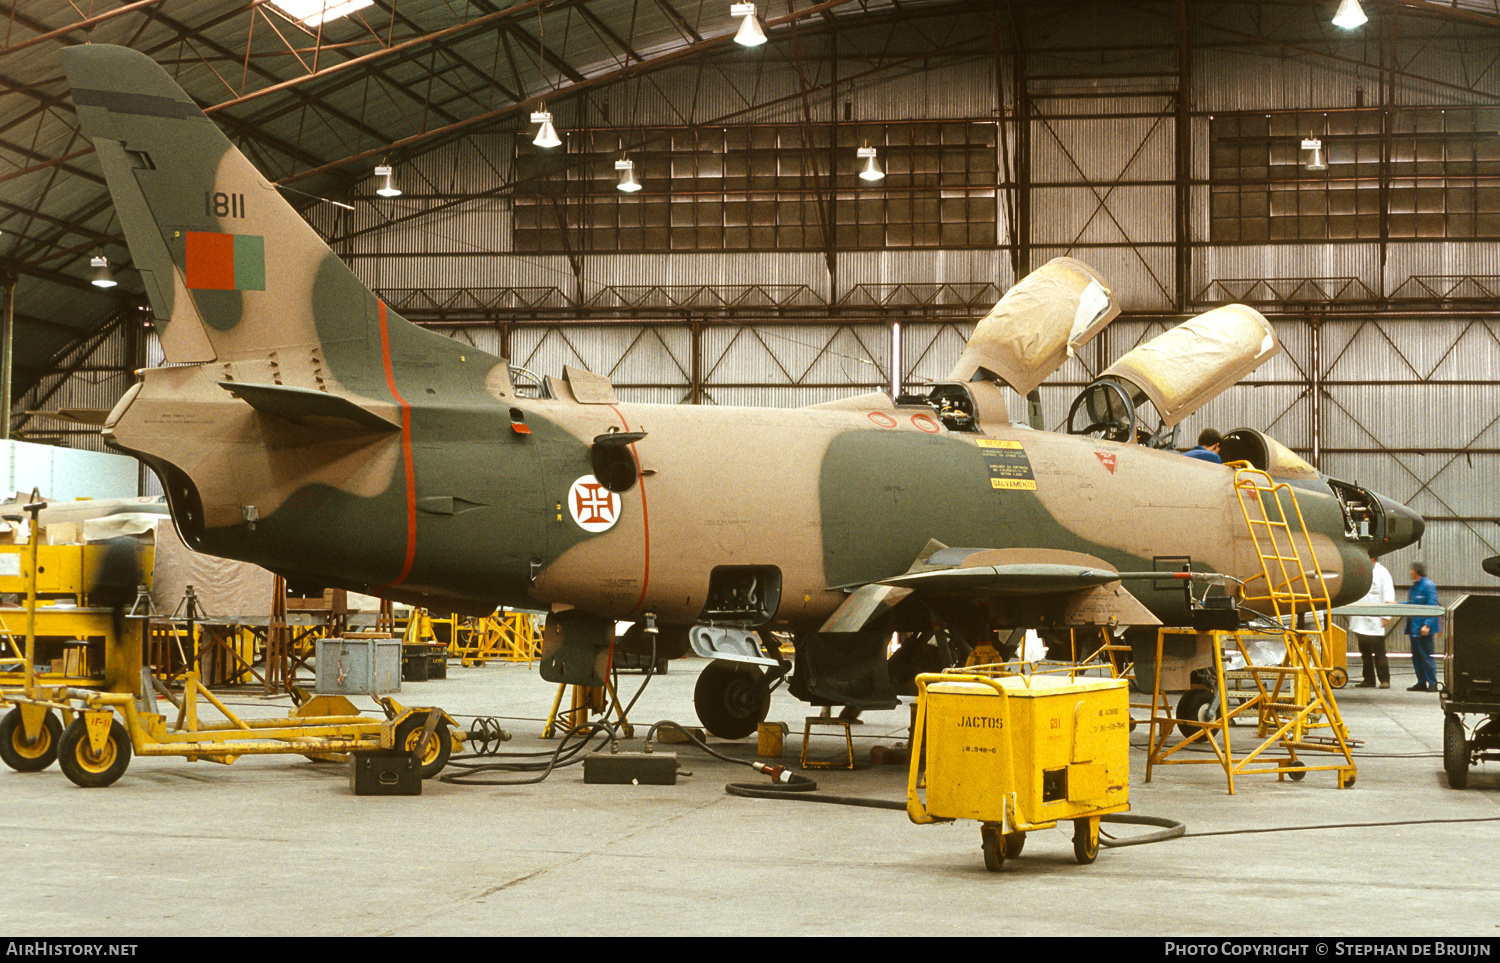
[1377,493,1425,555]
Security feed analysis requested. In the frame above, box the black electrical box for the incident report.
[1189,596,1239,632]
[350,749,422,796]
[583,751,678,786]
[1448,595,1500,706]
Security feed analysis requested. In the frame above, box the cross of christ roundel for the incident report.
[568,475,622,533]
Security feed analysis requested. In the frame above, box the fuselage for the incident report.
[103,342,1403,631]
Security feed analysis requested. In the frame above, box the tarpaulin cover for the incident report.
[1100,304,1278,427]
[949,258,1119,394]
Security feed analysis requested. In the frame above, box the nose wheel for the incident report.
[694,660,772,739]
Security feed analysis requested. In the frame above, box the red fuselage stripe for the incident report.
[610,405,651,616]
[378,300,418,588]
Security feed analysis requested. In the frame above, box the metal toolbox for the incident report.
[316,636,402,696]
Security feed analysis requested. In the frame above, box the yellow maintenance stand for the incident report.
[1144,467,1357,793]
[907,667,1131,872]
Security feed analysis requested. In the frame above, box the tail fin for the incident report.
[63,46,381,387]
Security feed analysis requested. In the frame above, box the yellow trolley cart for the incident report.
[907,669,1131,872]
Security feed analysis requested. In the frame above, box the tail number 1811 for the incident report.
[205,191,245,219]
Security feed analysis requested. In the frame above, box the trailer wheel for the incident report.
[395,715,452,779]
[0,708,62,772]
[1004,831,1026,859]
[980,825,1006,872]
[1444,714,1469,790]
[57,717,131,788]
[1073,818,1100,865]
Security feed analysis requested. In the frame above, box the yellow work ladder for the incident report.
[1145,467,1356,792]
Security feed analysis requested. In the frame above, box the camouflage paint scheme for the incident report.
[64,47,1424,713]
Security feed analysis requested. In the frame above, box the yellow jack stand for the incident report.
[799,707,855,770]
[543,680,634,739]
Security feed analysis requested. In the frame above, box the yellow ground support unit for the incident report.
[908,669,1130,872]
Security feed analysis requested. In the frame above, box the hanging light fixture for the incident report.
[531,108,562,149]
[731,3,767,47]
[615,156,641,193]
[374,164,401,197]
[531,7,564,149]
[1301,134,1328,172]
[1332,0,1367,29]
[89,254,117,289]
[857,144,885,182]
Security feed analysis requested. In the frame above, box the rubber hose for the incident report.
[724,777,908,811]
[1099,812,1187,848]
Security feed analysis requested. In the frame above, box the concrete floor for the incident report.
[2,654,1496,938]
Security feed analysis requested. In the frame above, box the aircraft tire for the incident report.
[0,708,62,773]
[1444,714,1469,790]
[1175,687,1217,740]
[693,661,770,740]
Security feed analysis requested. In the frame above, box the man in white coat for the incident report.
[1349,556,1396,689]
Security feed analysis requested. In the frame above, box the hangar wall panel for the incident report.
[508,324,691,389]
[1193,244,1384,301]
[701,386,875,408]
[1031,245,1175,311]
[1194,49,1372,113]
[700,322,890,390]
[837,249,1012,293]
[899,321,975,385]
[2,440,138,499]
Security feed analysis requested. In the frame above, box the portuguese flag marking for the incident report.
[185,232,265,291]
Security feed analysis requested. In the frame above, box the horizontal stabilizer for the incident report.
[26,408,111,426]
[219,382,399,432]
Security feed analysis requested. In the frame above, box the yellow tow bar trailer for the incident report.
[907,668,1131,872]
[0,499,464,788]
[11,683,465,788]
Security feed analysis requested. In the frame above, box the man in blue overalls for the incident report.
[1405,562,1440,692]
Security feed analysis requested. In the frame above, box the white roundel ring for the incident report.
[568,475,622,533]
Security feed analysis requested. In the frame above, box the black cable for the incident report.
[1182,814,1500,839]
[612,633,658,723]
[641,720,1189,839]
[725,774,908,811]
[637,721,896,807]
[439,721,617,786]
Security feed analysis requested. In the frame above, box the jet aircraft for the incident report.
[62,46,1423,738]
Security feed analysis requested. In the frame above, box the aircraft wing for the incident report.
[821,544,1162,633]
[1330,603,1445,618]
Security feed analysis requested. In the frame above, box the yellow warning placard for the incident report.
[977,439,1037,491]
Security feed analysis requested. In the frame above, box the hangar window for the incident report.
[513,122,998,253]
[1210,108,1500,242]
